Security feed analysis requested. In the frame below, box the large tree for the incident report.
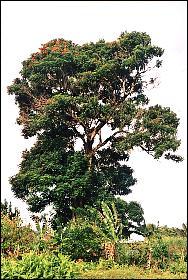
[8,31,182,227]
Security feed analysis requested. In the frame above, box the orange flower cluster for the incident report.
[31,52,40,61]
[30,39,71,62]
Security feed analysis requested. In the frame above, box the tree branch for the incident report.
[93,130,128,152]
[89,120,106,141]
[71,126,86,144]
[140,145,154,156]
[65,108,87,131]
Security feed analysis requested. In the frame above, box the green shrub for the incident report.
[169,261,187,274]
[1,251,79,279]
[151,239,169,269]
[1,214,37,256]
[116,241,148,266]
[60,220,106,261]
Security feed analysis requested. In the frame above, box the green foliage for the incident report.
[114,198,146,238]
[30,214,57,253]
[59,219,106,261]
[145,223,187,238]
[116,233,187,272]
[1,208,187,279]
[116,241,149,266]
[1,199,20,220]
[145,226,187,270]
[56,201,145,262]
[1,252,79,279]
[1,213,37,256]
[151,238,169,269]
[100,201,123,243]
[1,209,56,257]
[169,261,187,274]
[7,31,183,228]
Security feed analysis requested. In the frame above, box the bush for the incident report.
[59,219,106,261]
[151,239,169,269]
[116,241,148,266]
[1,214,37,256]
[1,213,57,257]
[1,251,79,279]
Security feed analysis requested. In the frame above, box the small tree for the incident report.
[114,198,146,238]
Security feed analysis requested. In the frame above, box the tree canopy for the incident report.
[8,31,183,229]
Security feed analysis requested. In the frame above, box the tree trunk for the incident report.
[84,137,94,171]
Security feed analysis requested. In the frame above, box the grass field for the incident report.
[78,265,187,279]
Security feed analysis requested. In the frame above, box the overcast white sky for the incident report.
[1,1,187,228]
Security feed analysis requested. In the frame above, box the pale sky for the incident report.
[1,1,187,228]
